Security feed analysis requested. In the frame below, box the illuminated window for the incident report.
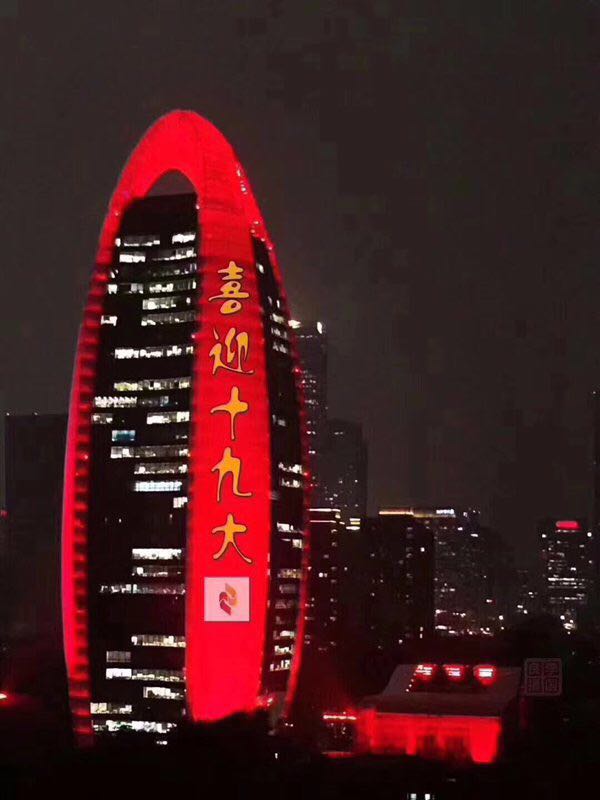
[94,396,138,409]
[106,651,131,663]
[141,311,196,326]
[99,583,185,595]
[112,430,135,443]
[173,496,188,509]
[100,315,118,326]
[121,234,160,247]
[277,569,302,579]
[172,232,196,244]
[131,634,186,648]
[111,445,189,459]
[147,278,196,294]
[153,247,195,261]
[92,720,176,734]
[134,462,188,475]
[114,344,194,360]
[143,686,184,700]
[106,668,132,680]
[90,702,132,715]
[132,548,182,561]
[119,251,146,263]
[114,376,190,392]
[142,295,192,311]
[147,410,190,424]
[132,565,183,578]
[133,480,183,493]
[91,413,113,424]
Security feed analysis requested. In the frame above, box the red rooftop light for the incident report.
[414,663,437,681]
[555,520,580,531]
[473,664,497,686]
[443,664,466,682]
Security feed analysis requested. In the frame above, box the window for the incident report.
[111,445,189,459]
[131,634,185,648]
[132,548,182,561]
[99,583,185,595]
[106,668,132,680]
[143,686,184,700]
[132,565,183,578]
[142,295,192,311]
[134,462,188,475]
[147,278,196,294]
[147,410,190,425]
[91,413,113,424]
[112,430,135,443]
[172,232,196,244]
[173,496,188,509]
[114,376,190,392]
[277,569,302,579]
[119,251,145,263]
[90,702,132,715]
[92,720,176,734]
[100,315,118,326]
[106,651,131,663]
[114,344,193,360]
[133,480,183,493]
[153,247,195,262]
[141,311,196,326]
[95,396,138,409]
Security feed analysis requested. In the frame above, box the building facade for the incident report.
[322,418,368,526]
[291,320,328,504]
[361,512,434,654]
[62,111,308,744]
[539,518,592,630]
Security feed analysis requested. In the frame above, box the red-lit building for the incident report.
[61,111,308,743]
[324,662,521,765]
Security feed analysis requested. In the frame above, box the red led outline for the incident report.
[62,111,309,741]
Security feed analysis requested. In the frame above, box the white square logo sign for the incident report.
[204,577,250,622]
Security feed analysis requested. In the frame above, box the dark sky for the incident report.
[1,1,598,563]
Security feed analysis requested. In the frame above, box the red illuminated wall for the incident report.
[355,710,501,765]
[62,111,307,742]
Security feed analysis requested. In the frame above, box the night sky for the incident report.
[1,2,598,563]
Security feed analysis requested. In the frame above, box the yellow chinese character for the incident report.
[212,513,253,564]
[210,386,249,440]
[212,446,252,502]
[218,261,244,281]
[209,328,254,375]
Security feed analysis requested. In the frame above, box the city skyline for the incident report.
[2,4,598,566]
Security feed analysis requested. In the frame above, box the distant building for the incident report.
[304,508,343,655]
[380,507,500,636]
[2,413,67,644]
[323,418,368,526]
[514,567,541,619]
[539,518,592,630]
[291,320,328,504]
[360,512,434,654]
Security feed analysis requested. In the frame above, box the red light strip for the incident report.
[62,111,308,739]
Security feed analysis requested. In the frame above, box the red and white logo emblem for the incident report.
[204,577,250,622]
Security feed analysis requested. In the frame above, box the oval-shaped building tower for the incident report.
[62,111,308,744]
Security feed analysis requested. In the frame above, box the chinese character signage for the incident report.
[523,658,562,696]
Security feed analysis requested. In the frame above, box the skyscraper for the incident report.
[539,518,592,630]
[62,111,308,744]
[380,507,489,636]
[361,512,434,653]
[323,419,368,526]
[291,320,328,504]
[303,508,343,656]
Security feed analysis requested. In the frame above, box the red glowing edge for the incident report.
[62,110,309,742]
[555,520,580,531]
[443,663,466,681]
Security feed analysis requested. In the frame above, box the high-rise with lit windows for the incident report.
[291,321,328,504]
[539,518,592,630]
[62,112,308,744]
